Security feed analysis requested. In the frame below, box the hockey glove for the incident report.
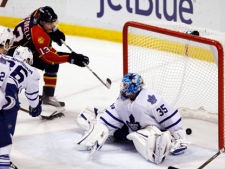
[49,28,65,46]
[3,96,20,116]
[69,52,89,67]
[170,129,188,155]
[29,96,42,117]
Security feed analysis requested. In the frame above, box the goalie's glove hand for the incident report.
[69,52,89,67]
[49,28,65,46]
[170,130,188,155]
[29,96,42,117]
[3,96,20,115]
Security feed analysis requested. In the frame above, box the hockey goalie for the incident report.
[76,73,188,164]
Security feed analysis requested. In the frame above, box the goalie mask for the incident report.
[0,26,14,53]
[120,73,144,100]
[13,46,33,65]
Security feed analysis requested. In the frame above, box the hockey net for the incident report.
[123,21,224,150]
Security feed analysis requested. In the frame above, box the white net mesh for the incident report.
[123,21,224,148]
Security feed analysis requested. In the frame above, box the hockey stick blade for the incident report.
[168,167,178,169]
[40,111,65,120]
[106,78,111,89]
[60,39,111,89]
[20,107,65,120]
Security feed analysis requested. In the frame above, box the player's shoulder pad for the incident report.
[138,88,162,106]
[115,97,130,108]
[29,66,40,80]
[31,25,51,46]
[32,69,40,80]
[0,55,7,64]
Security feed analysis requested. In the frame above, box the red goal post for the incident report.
[123,21,224,150]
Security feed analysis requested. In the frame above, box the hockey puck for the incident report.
[168,166,179,169]
[186,128,192,135]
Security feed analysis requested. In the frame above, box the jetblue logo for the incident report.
[97,0,194,24]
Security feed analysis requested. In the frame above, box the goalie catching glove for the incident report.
[69,52,89,67]
[76,120,109,156]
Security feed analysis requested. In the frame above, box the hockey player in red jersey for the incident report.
[8,6,89,109]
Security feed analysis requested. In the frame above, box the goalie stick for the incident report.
[19,107,65,120]
[168,147,225,169]
[60,39,111,89]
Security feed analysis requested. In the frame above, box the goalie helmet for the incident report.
[13,46,33,65]
[0,26,14,52]
[120,73,144,100]
[37,6,58,23]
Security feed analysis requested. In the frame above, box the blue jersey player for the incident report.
[0,26,42,169]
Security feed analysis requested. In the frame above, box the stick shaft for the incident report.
[168,147,225,169]
[20,107,29,113]
[83,62,109,87]
[60,39,111,88]
[198,148,224,169]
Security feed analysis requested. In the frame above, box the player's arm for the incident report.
[48,27,65,46]
[31,25,89,66]
[25,70,42,117]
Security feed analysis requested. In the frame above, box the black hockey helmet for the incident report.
[37,6,58,23]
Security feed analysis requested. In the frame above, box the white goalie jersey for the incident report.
[100,88,183,134]
[3,55,40,108]
[76,74,187,161]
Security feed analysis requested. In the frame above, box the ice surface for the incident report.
[11,36,225,169]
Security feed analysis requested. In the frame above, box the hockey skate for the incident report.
[41,86,65,118]
[42,95,65,107]
[42,96,65,117]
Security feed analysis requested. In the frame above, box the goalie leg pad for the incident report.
[127,126,171,164]
[149,131,172,164]
[76,120,109,156]
[126,126,162,162]
[76,105,101,130]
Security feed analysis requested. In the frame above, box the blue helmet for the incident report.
[120,73,144,100]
